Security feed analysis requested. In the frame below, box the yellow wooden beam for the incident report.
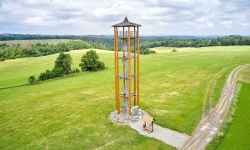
[136,26,140,106]
[128,27,132,115]
[114,27,120,113]
[133,27,137,106]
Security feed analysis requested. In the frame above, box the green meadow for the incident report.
[215,83,250,150]
[208,65,250,150]
[1,46,250,149]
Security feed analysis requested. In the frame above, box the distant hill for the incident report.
[0,34,216,41]
[1,34,250,49]
[0,34,86,41]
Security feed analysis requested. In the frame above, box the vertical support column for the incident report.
[136,26,140,106]
[114,27,120,113]
[122,27,126,101]
[127,27,132,115]
[133,27,137,106]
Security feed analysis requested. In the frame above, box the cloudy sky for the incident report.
[0,0,249,35]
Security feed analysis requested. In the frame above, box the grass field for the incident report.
[207,65,250,150]
[1,46,250,149]
[215,83,250,150]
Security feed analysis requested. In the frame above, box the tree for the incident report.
[79,50,105,71]
[54,52,72,74]
[57,43,69,52]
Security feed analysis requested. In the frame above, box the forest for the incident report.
[1,34,250,61]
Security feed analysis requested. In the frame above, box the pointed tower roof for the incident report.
[112,17,141,27]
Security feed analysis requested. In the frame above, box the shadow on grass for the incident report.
[0,84,28,91]
[0,71,92,91]
[0,73,83,91]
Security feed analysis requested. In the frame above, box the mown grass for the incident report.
[207,83,250,150]
[0,49,172,150]
[1,46,250,149]
[207,66,250,150]
[215,83,250,150]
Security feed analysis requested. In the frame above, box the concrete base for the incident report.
[110,106,143,124]
[110,108,190,149]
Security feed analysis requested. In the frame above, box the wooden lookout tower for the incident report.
[112,17,141,119]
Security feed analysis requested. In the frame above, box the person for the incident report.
[142,114,154,133]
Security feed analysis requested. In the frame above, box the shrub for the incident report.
[28,75,37,84]
[140,48,156,55]
[45,70,57,78]
[75,68,80,73]
[71,68,80,73]
[79,50,105,71]
[172,49,177,52]
[97,61,105,70]
[39,72,48,81]
[52,67,64,77]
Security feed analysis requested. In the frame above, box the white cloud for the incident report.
[24,17,46,26]
[0,0,249,35]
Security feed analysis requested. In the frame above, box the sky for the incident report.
[0,0,249,36]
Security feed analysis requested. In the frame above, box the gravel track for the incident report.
[180,65,249,150]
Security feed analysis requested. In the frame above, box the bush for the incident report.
[172,49,177,52]
[140,48,156,55]
[38,72,48,81]
[45,70,57,78]
[71,68,80,73]
[79,50,105,71]
[97,61,105,70]
[52,67,64,77]
[28,75,37,84]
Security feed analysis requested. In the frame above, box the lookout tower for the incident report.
[111,17,141,121]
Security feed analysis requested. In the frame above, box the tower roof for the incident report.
[112,17,141,27]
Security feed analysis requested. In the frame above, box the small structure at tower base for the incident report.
[110,106,143,124]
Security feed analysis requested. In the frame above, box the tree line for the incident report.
[0,34,85,41]
[141,35,250,48]
[0,40,106,61]
[74,35,250,49]
[1,35,250,61]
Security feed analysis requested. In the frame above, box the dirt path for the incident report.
[180,65,249,150]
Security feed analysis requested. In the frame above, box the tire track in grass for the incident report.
[181,64,250,150]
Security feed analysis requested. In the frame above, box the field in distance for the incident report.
[0,39,80,47]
